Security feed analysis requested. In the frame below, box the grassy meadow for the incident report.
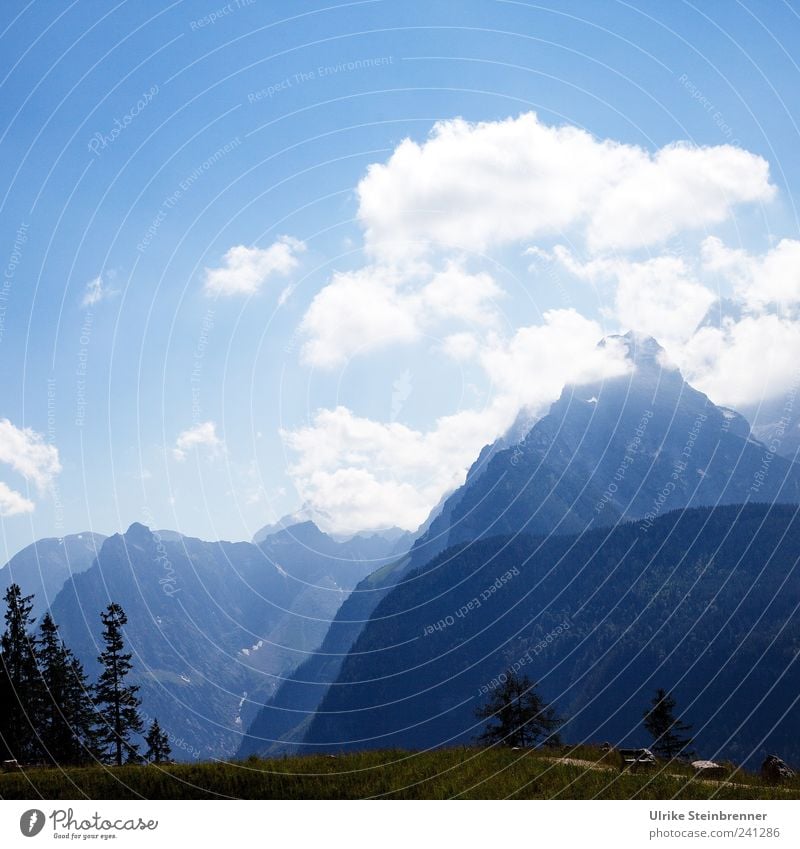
[1,745,798,800]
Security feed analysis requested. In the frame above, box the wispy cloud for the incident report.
[203,236,306,297]
[0,418,61,490]
[285,312,631,533]
[173,421,225,462]
[0,481,35,516]
[356,111,774,260]
[300,261,502,368]
[284,110,786,533]
[81,274,117,307]
[0,418,61,516]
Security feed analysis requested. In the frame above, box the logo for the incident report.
[19,809,45,837]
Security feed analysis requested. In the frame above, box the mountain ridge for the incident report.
[0,532,106,618]
[241,332,800,758]
[47,519,407,760]
[300,502,800,767]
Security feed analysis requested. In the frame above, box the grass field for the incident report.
[1,746,798,800]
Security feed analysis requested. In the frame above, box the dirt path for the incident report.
[551,756,614,771]
[542,756,791,793]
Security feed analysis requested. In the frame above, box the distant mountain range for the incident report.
[298,503,800,767]
[410,333,799,562]
[239,333,800,761]
[1,520,406,760]
[743,394,800,464]
[6,332,800,767]
[237,550,413,757]
[0,533,106,617]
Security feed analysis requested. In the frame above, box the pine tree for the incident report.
[36,612,99,765]
[94,603,143,765]
[475,670,562,748]
[144,718,172,764]
[643,688,694,760]
[0,584,42,762]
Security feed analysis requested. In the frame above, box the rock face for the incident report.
[237,551,413,757]
[405,333,800,573]
[743,389,800,463]
[50,521,406,761]
[0,533,106,618]
[692,760,727,779]
[243,332,800,759]
[298,504,800,769]
[760,754,795,783]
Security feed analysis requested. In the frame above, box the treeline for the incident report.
[475,670,694,759]
[0,584,171,767]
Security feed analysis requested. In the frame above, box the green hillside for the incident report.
[1,746,797,800]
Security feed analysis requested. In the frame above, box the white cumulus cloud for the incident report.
[479,310,632,410]
[546,249,716,348]
[702,236,800,314]
[300,265,420,368]
[203,236,305,297]
[283,112,789,534]
[356,112,774,260]
[0,418,61,517]
[300,261,503,368]
[0,418,61,491]
[0,481,35,517]
[441,332,480,361]
[173,421,225,462]
[679,314,800,408]
[285,311,630,532]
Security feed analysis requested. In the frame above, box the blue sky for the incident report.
[2,0,800,560]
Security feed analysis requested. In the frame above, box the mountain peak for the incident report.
[425,326,797,551]
[252,505,316,544]
[124,522,154,542]
[261,520,329,549]
[603,331,666,369]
